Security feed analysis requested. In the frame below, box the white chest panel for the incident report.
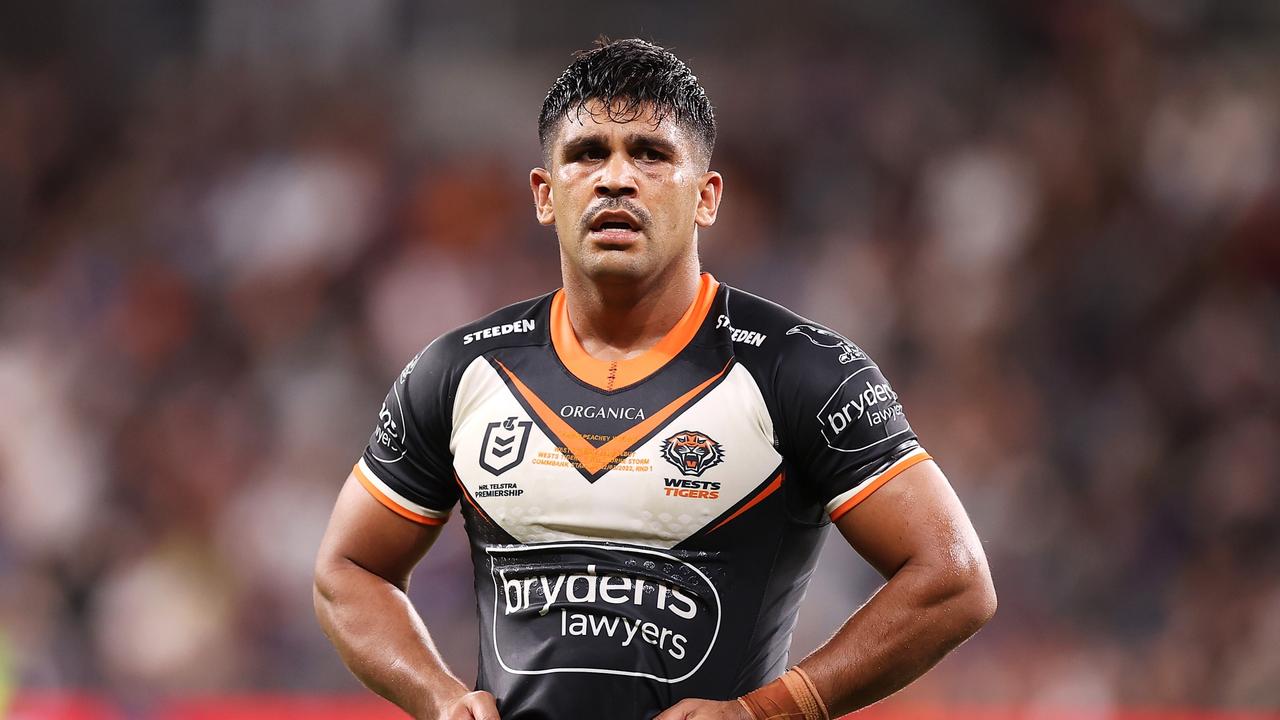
[450,359,781,549]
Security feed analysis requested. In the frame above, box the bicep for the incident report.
[316,473,444,591]
[833,460,987,582]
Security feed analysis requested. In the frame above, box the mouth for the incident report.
[587,210,643,246]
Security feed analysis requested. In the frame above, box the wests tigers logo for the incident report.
[660,431,725,477]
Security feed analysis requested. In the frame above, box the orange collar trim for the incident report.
[551,273,720,392]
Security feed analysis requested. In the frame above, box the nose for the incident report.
[595,154,637,198]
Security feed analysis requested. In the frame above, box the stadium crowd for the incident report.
[1,1,1277,712]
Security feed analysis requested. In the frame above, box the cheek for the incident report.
[659,177,701,225]
[552,169,590,200]
[549,185,586,223]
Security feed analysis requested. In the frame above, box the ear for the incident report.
[694,171,723,228]
[530,167,555,226]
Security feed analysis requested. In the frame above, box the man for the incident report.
[314,38,995,720]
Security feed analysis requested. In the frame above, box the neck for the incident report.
[560,254,702,361]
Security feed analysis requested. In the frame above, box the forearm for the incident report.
[796,561,996,716]
[314,560,468,719]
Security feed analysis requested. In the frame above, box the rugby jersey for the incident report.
[355,273,930,719]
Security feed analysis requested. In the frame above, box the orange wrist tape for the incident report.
[737,666,828,720]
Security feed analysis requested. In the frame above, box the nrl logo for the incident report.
[786,323,866,364]
[661,430,725,477]
[480,416,533,476]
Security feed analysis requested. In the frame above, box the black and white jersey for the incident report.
[356,273,930,720]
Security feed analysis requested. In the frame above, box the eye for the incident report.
[635,147,666,162]
[577,147,607,162]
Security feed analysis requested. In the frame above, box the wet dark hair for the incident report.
[538,38,716,165]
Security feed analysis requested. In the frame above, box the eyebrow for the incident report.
[559,132,681,159]
[560,134,607,159]
[626,133,679,156]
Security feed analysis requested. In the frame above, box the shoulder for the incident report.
[719,284,872,371]
[453,293,551,351]
[404,293,552,376]
[720,284,915,462]
[394,292,553,408]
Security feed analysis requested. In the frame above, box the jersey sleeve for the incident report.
[354,340,460,525]
[773,324,931,521]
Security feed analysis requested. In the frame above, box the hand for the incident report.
[438,690,501,720]
[654,698,752,720]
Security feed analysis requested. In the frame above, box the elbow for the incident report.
[964,564,997,632]
[313,559,356,647]
[313,572,331,614]
[917,545,996,638]
[312,553,344,628]
[949,553,997,637]
[313,568,333,628]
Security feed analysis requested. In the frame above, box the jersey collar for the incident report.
[550,272,720,392]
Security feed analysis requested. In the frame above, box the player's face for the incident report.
[530,100,722,285]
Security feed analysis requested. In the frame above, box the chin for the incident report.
[580,252,655,284]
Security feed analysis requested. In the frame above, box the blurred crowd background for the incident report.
[1,0,1278,714]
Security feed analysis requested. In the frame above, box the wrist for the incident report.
[417,679,471,719]
[737,666,828,720]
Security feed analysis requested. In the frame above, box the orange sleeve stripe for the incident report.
[352,463,447,527]
[828,451,932,522]
[708,471,784,533]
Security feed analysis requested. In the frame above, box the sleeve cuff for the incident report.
[825,448,932,521]
[354,457,451,526]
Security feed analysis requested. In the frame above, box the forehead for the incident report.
[549,98,695,149]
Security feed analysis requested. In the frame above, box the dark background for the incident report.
[1,0,1278,711]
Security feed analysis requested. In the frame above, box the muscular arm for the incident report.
[314,474,496,720]
[796,459,996,714]
[659,460,995,719]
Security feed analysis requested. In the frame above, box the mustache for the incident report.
[580,197,652,232]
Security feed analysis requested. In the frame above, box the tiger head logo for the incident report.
[661,430,725,477]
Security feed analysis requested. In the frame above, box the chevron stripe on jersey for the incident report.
[448,357,781,548]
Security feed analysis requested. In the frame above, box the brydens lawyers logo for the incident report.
[371,350,424,465]
[487,542,721,683]
[370,388,407,464]
[480,416,532,476]
[661,431,724,477]
[817,366,910,453]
